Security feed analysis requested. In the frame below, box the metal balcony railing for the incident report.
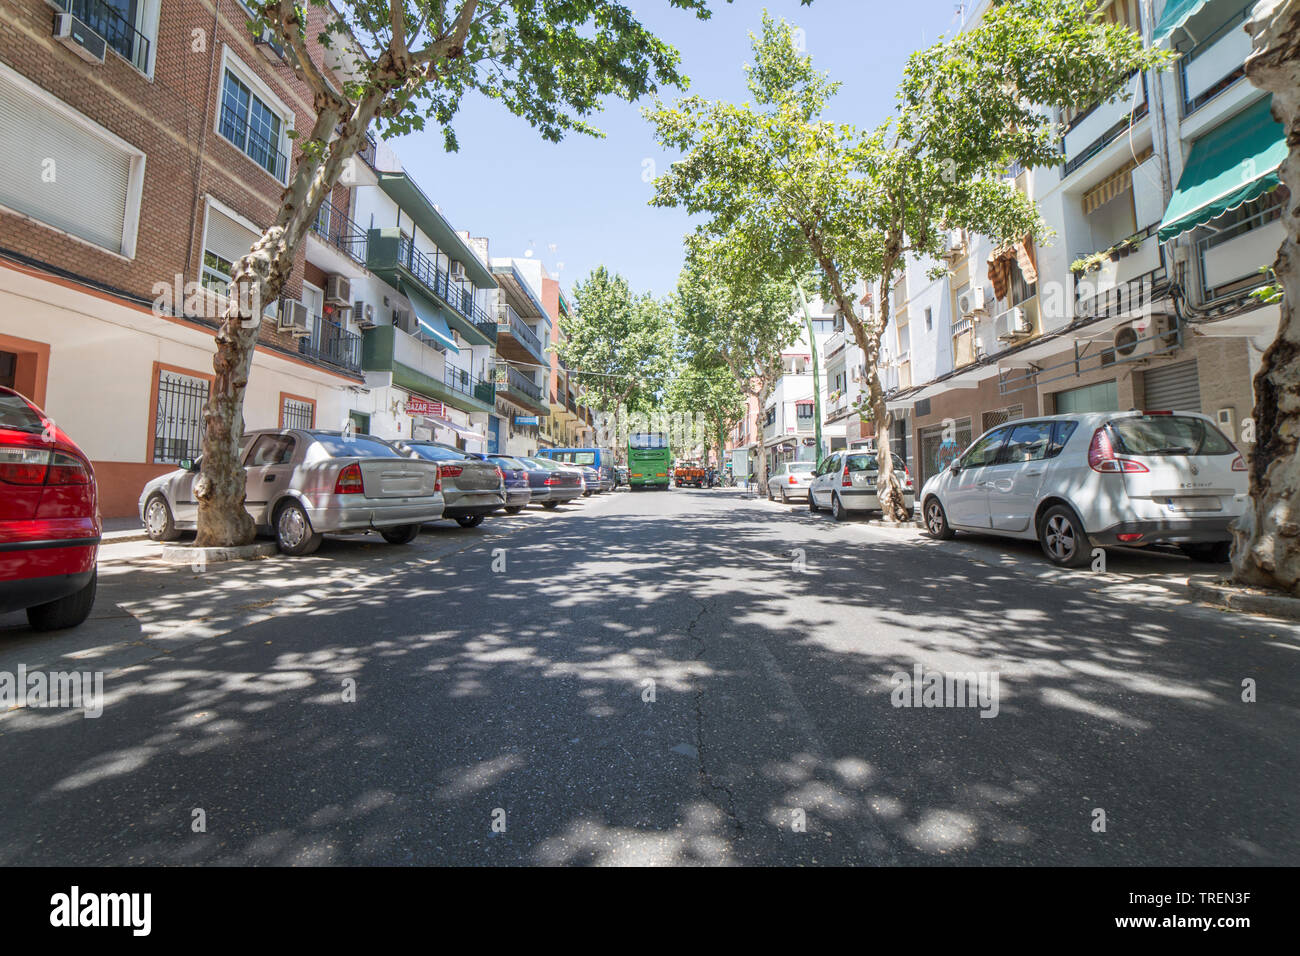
[1196,201,1284,302]
[219,101,288,181]
[394,236,496,335]
[497,303,544,357]
[444,365,495,406]
[58,0,152,72]
[298,314,362,373]
[1179,3,1252,116]
[504,366,543,403]
[310,198,366,266]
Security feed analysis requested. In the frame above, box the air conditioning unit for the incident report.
[995,307,1032,342]
[353,300,376,329]
[394,309,418,335]
[325,275,351,305]
[449,260,467,281]
[957,286,986,318]
[278,300,311,337]
[255,28,287,64]
[53,13,106,64]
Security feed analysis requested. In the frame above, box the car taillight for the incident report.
[789,476,798,484]
[439,464,463,478]
[0,448,90,485]
[1231,455,1247,472]
[842,464,851,487]
[334,462,364,494]
[544,477,560,485]
[1087,428,1148,474]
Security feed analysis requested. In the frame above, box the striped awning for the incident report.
[988,235,1038,302]
[1081,148,1152,215]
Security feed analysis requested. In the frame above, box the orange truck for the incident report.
[674,461,708,488]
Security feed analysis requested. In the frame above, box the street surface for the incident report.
[1,488,1296,865]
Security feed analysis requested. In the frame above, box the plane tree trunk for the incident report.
[1231,0,1300,592]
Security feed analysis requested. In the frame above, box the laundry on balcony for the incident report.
[1158,95,1286,243]
[987,235,1038,302]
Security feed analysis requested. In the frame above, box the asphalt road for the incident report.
[1,488,1296,865]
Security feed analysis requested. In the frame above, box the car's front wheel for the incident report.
[380,524,420,545]
[1180,541,1231,563]
[144,495,181,542]
[542,501,560,510]
[924,497,955,540]
[26,569,97,632]
[275,501,323,555]
[808,491,820,513]
[505,505,524,514]
[455,514,484,528]
[1038,505,1091,568]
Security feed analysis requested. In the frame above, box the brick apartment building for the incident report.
[0,0,377,516]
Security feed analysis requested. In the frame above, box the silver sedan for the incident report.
[767,461,816,502]
[139,429,444,554]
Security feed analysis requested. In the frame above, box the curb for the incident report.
[1184,575,1300,621]
[159,542,278,565]
[102,531,149,545]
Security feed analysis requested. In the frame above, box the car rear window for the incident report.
[491,456,527,470]
[0,392,44,432]
[787,462,815,473]
[845,454,905,472]
[1109,415,1236,457]
[407,443,467,462]
[311,434,402,458]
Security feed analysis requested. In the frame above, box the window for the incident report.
[56,0,156,73]
[153,370,209,464]
[246,434,295,466]
[996,422,1055,464]
[0,62,145,256]
[796,401,815,421]
[281,396,314,430]
[217,64,288,181]
[315,433,399,458]
[1109,415,1236,457]
[960,427,1011,469]
[1054,380,1119,414]
[764,407,776,427]
[925,307,933,331]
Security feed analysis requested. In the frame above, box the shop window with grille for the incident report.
[154,370,209,463]
[282,397,314,430]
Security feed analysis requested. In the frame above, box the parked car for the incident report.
[535,448,615,492]
[140,429,443,554]
[399,441,506,528]
[808,450,915,521]
[918,411,1248,567]
[0,386,100,631]
[469,453,531,512]
[519,456,585,508]
[767,461,816,502]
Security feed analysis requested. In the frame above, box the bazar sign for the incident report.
[405,398,443,417]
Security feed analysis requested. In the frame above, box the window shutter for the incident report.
[0,71,134,254]
[204,207,259,264]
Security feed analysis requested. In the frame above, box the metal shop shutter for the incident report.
[1143,360,1201,413]
[0,71,134,254]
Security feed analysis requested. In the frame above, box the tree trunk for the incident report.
[194,101,373,547]
[1232,0,1300,593]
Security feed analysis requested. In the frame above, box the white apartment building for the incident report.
[763,298,840,475]
[877,0,1280,487]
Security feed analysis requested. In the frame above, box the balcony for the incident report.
[1179,4,1252,116]
[1072,225,1169,320]
[1197,204,1286,303]
[366,229,497,346]
[497,365,549,416]
[298,314,362,374]
[496,301,546,365]
[360,324,493,414]
[55,0,152,72]
[309,198,367,268]
[1062,72,1148,177]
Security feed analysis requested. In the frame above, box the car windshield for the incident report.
[1109,416,1236,457]
[407,443,468,462]
[0,392,45,432]
[311,434,402,458]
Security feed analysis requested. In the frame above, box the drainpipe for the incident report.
[185,2,223,299]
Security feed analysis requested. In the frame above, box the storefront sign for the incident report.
[405,398,444,417]
[514,416,539,426]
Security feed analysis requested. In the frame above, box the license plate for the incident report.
[1165,496,1221,512]
[865,477,876,488]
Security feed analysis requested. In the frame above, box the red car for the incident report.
[0,386,99,630]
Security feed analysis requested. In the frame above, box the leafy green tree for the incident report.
[647,2,1163,520]
[666,356,746,470]
[1232,0,1300,592]
[197,0,721,546]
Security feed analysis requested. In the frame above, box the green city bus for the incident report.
[628,432,671,489]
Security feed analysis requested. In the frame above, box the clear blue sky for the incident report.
[392,0,971,300]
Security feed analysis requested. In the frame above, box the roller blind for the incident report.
[0,70,136,254]
[203,206,259,265]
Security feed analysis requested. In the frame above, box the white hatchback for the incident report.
[808,450,915,521]
[918,411,1249,566]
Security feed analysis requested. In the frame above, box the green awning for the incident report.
[1157,96,1286,243]
[1152,0,1211,44]
[403,284,459,354]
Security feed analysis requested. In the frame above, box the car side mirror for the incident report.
[949,460,961,475]
[180,458,196,472]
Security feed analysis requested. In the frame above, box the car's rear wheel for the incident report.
[780,488,789,503]
[380,524,420,545]
[924,497,955,540]
[144,495,181,542]
[505,505,524,514]
[1180,541,1231,563]
[542,501,560,510]
[831,493,848,522]
[455,514,484,528]
[1038,505,1091,568]
[583,491,593,497]
[26,569,97,632]
[275,501,323,555]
